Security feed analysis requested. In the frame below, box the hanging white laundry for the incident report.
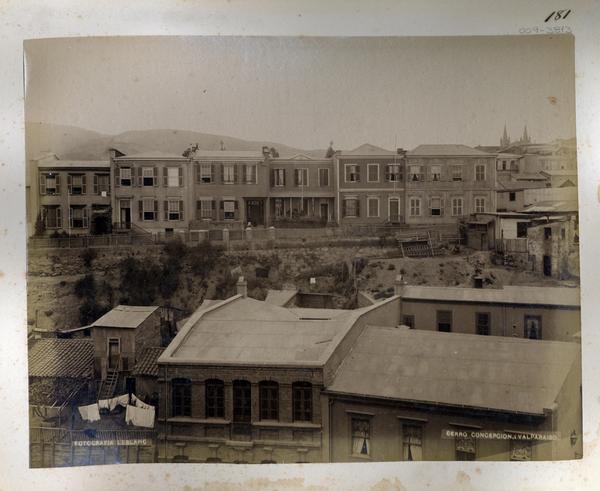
[132,394,152,410]
[78,403,101,422]
[125,404,155,428]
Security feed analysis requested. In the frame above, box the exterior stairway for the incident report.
[98,357,121,400]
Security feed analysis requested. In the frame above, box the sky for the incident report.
[24,35,576,150]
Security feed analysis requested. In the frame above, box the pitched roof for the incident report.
[523,201,579,213]
[38,160,110,169]
[401,285,580,308]
[264,289,298,306]
[340,143,396,156]
[327,327,579,415]
[28,339,94,378]
[158,295,397,367]
[497,180,547,191]
[409,144,492,156]
[132,347,165,377]
[91,305,159,329]
[191,150,264,159]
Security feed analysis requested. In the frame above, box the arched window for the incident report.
[292,382,313,422]
[259,381,279,420]
[205,379,225,418]
[171,378,191,417]
[232,380,251,422]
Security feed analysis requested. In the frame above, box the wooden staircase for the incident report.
[98,357,121,400]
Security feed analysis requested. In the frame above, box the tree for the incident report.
[34,212,45,236]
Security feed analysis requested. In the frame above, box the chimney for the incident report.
[262,146,271,158]
[396,148,406,156]
[394,274,407,296]
[236,276,248,297]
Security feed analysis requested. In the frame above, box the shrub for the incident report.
[74,274,96,298]
[80,248,98,268]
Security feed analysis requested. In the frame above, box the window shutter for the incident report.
[356,167,361,182]
[82,174,87,194]
[83,207,89,228]
[179,200,184,221]
[178,167,183,187]
[163,167,168,187]
[154,200,159,220]
[342,200,347,217]
[233,164,239,183]
[67,174,72,195]
[69,207,73,228]
[115,167,120,187]
[440,198,445,215]
[137,167,143,187]
[93,174,98,194]
[153,167,158,187]
[39,174,46,195]
[56,207,62,228]
[164,200,168,220]
[211,164,215,183]
[270,170,275,187]
[55,174,61,194]
[138,200,143,221]
[355,199,360,217]
[219,164,223,184]
[283,169,288,186]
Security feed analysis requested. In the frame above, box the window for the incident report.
[430,165,441,181]
[501,160,507,171]
[273,169,285,187]
[259,381,279,420]
[199,164,213,183]
[294,168,309,187]
[274,198,284,218]
[345,164,360,183]
[437,310,452,332]
[476,313,490,335]
[292,382,312,422]
[223,199,236,220]
[561,228,566,240]
[474,197,486,213]
[142,167,156,186]
[165,167,181,187]
[41,206,62,229]
[319,168,330,187]
[351,417,371,457]
[517,222,528,238]
[39,173,60,195]
[475,164,486,181]
[367,197,380,218]
[451,165,463,181]
[409,197,421,217]
[455,431,476,460]
[386,164,402,182]
[451,197,463,217]
[510,439,532,461]
[244,164,257,184]
[197,199,214,220]
[402,424,423,461]
[430,197,442,216]
[223,164,235,184]
[524,315,542,340]
[343,198,359,218]
[232,380,251,422]
[205,379,224,418]
[165,200,184,221]
[409,165,423,181]
[94,174,110,195]
[69,206,88,228]
[142,198,157,221]
[68,174,86,195]
[402,315,415,329]
[367,164,379,182]
[120,167,132,186]
[509,192,516,202]
[171,378,191,417]
[544,227,552,239]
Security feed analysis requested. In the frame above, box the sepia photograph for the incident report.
[24,34,581,467]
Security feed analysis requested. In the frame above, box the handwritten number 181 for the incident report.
[545,10,571,22]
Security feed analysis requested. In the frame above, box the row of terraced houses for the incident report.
[29,143,498,236]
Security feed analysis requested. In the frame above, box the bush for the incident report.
[74,274,96,298]
[80,248,98,268]
[188,240,223,277]
[163,239,187,260]
[79,299,109,326]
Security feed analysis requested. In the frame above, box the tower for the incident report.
[521,125,531,144]
[500,124,510,148]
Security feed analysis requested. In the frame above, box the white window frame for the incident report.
[223,164,235,184]
[351,417,372,457]
[142,198,155,221]
[430,165,442,181]
[367,163,380,183]
[244,164,257,184]
[474,197,486,213]
[451,165,463,182]
[200,164,213,183]
[318,168,330,187]
[388,197,401,221]
[295,168,309,187]
[344,197,358,218]
[386,164,402,182]
[345,164,360,183]
[142,167,155,186]
[367,197,380,218]
[409,165,423,182]
[451,197,464,217]
[167,199,182,221]
[69,205,88,228]
[223,199,236,220]
[70,174,85,195]
[43,174,58,195]
[274,168,285,187]
[42,206,61,229]
[430,196,442,216]
[198,198,214,219]
[475,163,486,181]
[120,167,132,186]
[409,197,421,217]
[167,167,179,187]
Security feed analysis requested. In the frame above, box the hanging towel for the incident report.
[131,394,152,410]
[78,403,101,422]
[103,394,131,411]
[125,404,155,428]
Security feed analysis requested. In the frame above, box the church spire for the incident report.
[521,125,530,143]
[500,124,510,148]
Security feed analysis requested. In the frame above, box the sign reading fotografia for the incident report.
[25,34,580,467]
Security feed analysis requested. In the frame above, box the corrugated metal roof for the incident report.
[132,347,165,377]
[409,144,492,156]
[91,305,159,329]
[402,285,579,307]
[28,339,94,378]
[327,327,579,415]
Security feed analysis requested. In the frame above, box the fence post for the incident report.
[268,226,276,242]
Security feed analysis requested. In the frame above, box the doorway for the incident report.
[389,198,400,223]
[320,203,329,223]
[245,199,265,226]
[543,255,552,277]
[119,199,131,229]
[107,338,120,369]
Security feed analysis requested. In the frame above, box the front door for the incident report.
[320,203,329,223]
[389,198,400,222]
[107,338,120,369]
[246,199,264,226]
